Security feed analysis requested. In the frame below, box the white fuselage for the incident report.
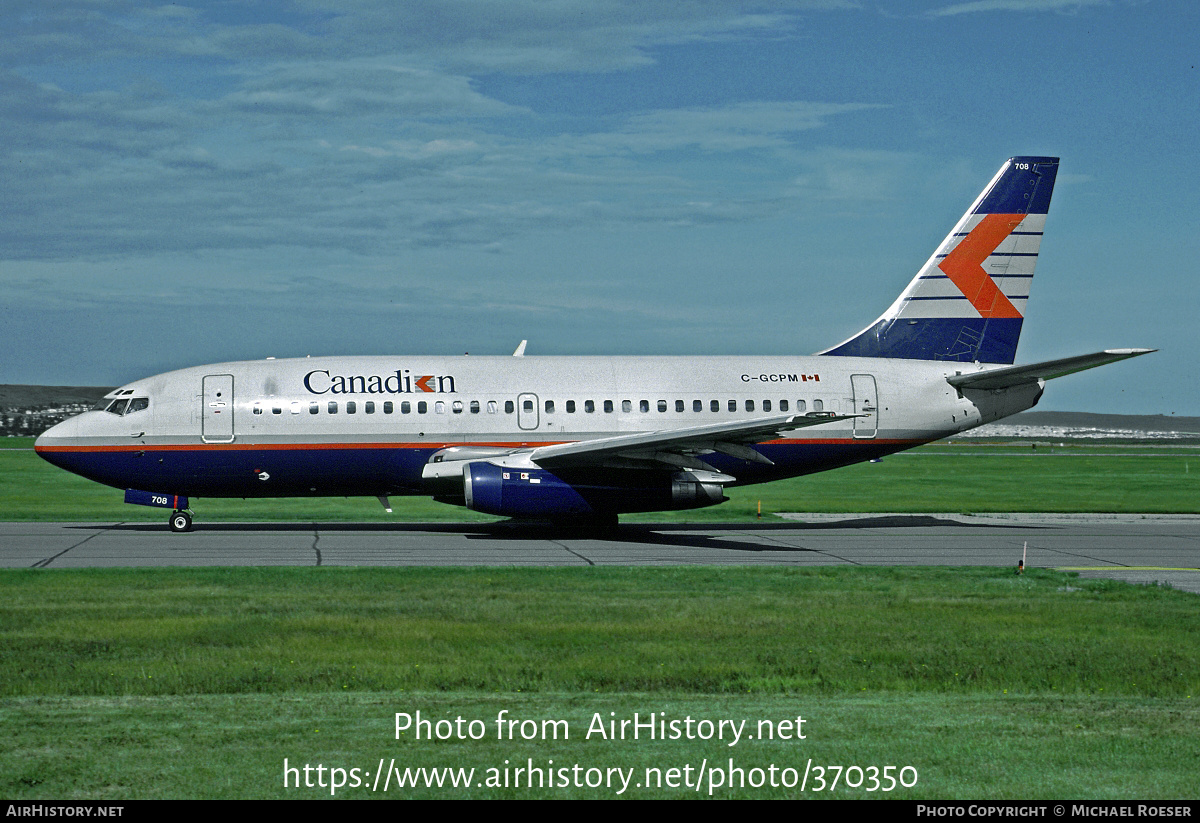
[34,354,1043,505]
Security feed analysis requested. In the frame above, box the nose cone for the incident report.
[34,426,59,468]
[36,417,66,440]
[34,414,88,470]
[34,410,134,492]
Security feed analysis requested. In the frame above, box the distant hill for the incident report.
[960,410,1200,441]
[0,384,115,437]
[1006,411,1200,434]
[0,384,114,408]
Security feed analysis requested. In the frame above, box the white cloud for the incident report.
[789,148,921,201]
[217,61,522,119]
[601,102,885,154]
[928,0,1111,17]
[1,1,854,74]
[309,0,854,74]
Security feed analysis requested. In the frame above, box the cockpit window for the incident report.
[103,397,149,416]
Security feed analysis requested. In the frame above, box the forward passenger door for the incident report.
[202,374,236,443]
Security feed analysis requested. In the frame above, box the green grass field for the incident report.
[3,438,1199,522]
[4,439,1198,799]
[2,566,1198,799]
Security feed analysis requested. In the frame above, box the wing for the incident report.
[947,348,1155,391]
[530,412,855,474]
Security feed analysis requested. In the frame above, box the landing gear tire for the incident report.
[170,510,193,533]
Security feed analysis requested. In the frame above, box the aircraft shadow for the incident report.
[68,515,1051,556]
[71,514,1050,535]
[463,516,1051,552]
[63,519,821,553]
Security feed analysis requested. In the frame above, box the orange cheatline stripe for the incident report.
[938,212,1025,319]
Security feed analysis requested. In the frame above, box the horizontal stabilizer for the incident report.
[946,348,1155,391]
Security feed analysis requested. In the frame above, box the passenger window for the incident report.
[504,401,514,414]
[745,400,755,412]
[674,400,684,412]
[253,402,263,416]
[328,401,338,414]
[658,400,667,412]
[640,400,649,413]
[365,401,375,414]
[545,400,554,413]
[452,401,463,414]
[402,401,411,414]
[435,401,446,414]
[711,400,719,412]
[346,401,356,414]
[290,401,301,414]
[796,400,806,411]
[487,401,497,414]
[272,405,282,415]
[566,400,576,413]
[780,400,789,412]
[310,402,319,414]
[523,399,534,413]
[584,400,595,413]
[692,400,702,412]
[603,400,613,413]
[728,399,736,412]
[622,400,632,413]
[470,401,480,414]
[384,401,393,414]
[763,399,772,412]
[813,399,823,412]
[418,401,428,414]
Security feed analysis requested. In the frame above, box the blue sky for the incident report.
[2,0,1195,414]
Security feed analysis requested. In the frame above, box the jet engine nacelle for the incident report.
[461,462,727,518]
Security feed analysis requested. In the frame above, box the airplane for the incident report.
[35,156,1152,532]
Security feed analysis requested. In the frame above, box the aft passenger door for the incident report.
[202,374,236,443]
[851,374,878,439]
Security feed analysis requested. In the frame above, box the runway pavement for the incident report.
[3,513,1199,593]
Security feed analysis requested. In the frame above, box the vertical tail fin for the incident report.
[820,156,1059,364]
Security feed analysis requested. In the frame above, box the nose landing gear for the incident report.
[170,509,194,533]
[124,490,193,532]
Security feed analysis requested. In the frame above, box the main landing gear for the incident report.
[170,509,194,533]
